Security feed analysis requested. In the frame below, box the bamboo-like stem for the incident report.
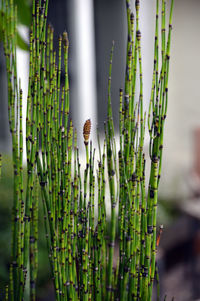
[105,42,117,301]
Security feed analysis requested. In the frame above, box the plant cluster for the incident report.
[0,0,174,300]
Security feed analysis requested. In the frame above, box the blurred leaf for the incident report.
[14,0,31,27]
[0,0,31,50]
[17,32,29,51]
[0,28,29,51]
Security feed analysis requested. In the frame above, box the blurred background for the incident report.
[1,0,200,300]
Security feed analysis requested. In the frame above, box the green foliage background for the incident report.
[0,156,51,299]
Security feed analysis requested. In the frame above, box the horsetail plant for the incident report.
[1,0,174,300]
